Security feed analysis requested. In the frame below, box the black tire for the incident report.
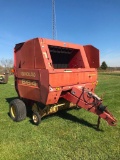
[9,99,26,122]
[32,112,41,125]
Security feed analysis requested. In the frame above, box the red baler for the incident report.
[9,38,117,128]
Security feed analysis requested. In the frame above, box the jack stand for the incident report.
[97,116,101,130]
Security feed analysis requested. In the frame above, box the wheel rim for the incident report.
[11,105,16,118]
[33,114,38,123]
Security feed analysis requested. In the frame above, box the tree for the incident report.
[101,61,108,70]
[0,58,13,73]
[0,58,13,68]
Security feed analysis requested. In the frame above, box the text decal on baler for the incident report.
[21,72,36,77]
[22,79,37,86]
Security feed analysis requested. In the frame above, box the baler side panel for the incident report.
[15,69,41,102]
[84,45,100,68]
[17,85,40,101]
[78,46,90,68]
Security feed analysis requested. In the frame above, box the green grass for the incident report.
[0,73,120,160]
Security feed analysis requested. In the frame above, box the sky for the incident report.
[0,0,120,67]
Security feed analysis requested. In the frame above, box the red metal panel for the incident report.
[68,50,84,68]
[17,68,40,80]
[17,39,35,69]
[42,38,81,49]
[84,45,100,68]
[39,69,49,104]
[39,40,53,70]
[18,85,40,102]
[49,71,97,88]
[46,91,61,104]
[34,38,46,69]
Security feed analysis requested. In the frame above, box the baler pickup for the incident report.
[9,38,117,128]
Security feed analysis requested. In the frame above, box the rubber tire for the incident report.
[32,112,41,125]
[9,99,26,122]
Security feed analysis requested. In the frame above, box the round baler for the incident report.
[9,38,117,128]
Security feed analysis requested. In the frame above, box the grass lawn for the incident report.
[0,73,120,160]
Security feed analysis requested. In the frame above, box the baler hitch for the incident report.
[63,86,117,129]
[97,105,116,129]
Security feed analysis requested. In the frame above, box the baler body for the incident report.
[13,38,116,126]
[14,38,99,104]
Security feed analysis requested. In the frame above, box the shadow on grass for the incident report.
[6,97,18,103]
[56,110,104,132]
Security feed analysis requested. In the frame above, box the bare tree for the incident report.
[0,58,13,68]
[0,58,13,73]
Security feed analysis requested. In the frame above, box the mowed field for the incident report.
[0,73,120,160]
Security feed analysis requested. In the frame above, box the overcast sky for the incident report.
[0,0,120,67]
